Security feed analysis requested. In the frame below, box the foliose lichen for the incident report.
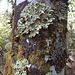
[17,2,55,38]
[5,42,12,51]
[14,58,31,75]
[46,72,53,75]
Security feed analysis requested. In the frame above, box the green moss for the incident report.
[17,2,55,38]
[4,51,15,75]
[29,50,42,63]
[28,50,50,73]
[17,50,24,60]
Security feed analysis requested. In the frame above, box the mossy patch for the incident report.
[28,50,50,73]
[4,51,15,75]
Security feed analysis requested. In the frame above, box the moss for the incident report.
[18,45,23,51]
[4,51,15,75]
[28,50,50,73]
[4,44,24,74]
[17,50,24,60]
[29,50,43,63]
[40,63,50,73]
[4,59,15,75]
[17,45,24,60]
[17,2,55,38]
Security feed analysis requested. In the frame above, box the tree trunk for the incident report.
[4,0,68,75]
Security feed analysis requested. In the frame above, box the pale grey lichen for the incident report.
[46,72,53,75]
[45,55,50,63]
[14,59,31,75]
[5,42,12,51]
[17,2,55,38]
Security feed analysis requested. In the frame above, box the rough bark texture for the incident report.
[4,0,68,75]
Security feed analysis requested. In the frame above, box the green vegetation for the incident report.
[29,50,50,73]
[67,0,75,49]
[0,12,11,50]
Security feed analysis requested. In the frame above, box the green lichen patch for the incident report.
[46,72,53,75]
[14,59,31,75]
[17,2,55,38]
[5,42,12,51]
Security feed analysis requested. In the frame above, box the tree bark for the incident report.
[4,0,68,75]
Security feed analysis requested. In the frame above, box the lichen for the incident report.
[17,2,55,38]
[18,45,23,51]
[5,42,12,51]
[29,50,43,63]
[17,45,24,60]
[46,72,53,75]
[14,59,31,75]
